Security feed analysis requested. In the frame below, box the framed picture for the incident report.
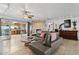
[64,19,71,28]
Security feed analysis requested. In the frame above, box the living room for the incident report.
[0,3,79,55]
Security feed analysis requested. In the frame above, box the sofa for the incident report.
[28,32,63,55]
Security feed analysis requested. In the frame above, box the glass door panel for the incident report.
[0,19,11,55]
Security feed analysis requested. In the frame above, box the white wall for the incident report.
[45,17,79,31]
[44,17,79,40]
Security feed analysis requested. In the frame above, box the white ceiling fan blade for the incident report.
[19,4,32,16]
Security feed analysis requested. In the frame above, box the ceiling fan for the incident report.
[20,4,34,19]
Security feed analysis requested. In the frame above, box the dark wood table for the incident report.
[59,30,78,40]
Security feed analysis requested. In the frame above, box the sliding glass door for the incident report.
[0,19,11,54]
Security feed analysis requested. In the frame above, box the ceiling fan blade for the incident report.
[19,4,33,18]
[19,9,31,16]
[20,5,31,15]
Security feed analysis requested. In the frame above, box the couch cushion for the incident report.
[40,32,46,40]
[29,41,50,54]
[51,32,59,42]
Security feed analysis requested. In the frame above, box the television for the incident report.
[64,19,71,28]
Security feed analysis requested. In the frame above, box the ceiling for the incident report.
[0,3,79,21]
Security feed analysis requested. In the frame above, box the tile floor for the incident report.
[10,34,34,55]
[1,35,79,55]
[53,39,79,55]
